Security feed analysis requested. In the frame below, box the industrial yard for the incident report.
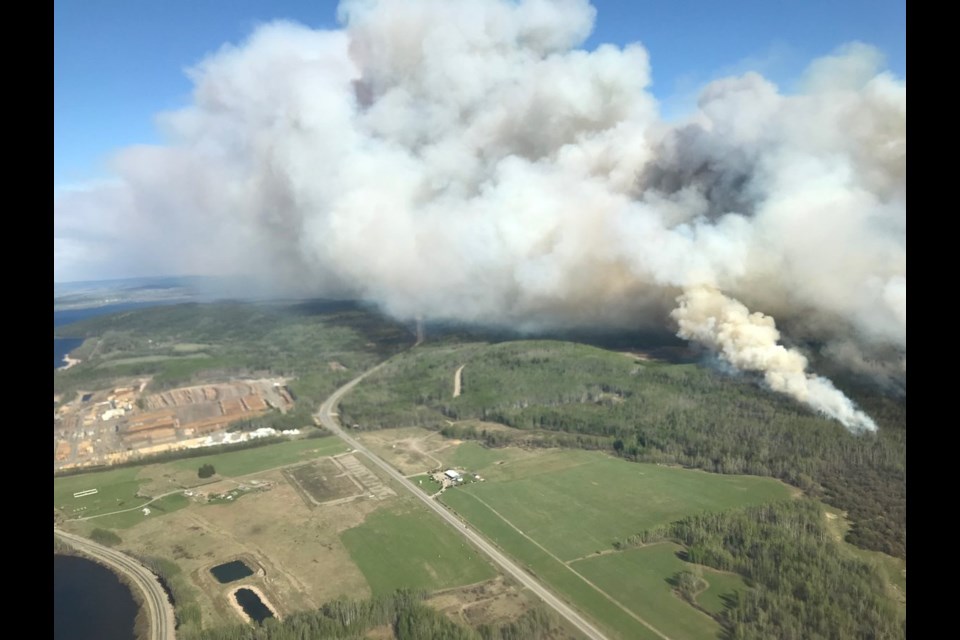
[53,378,295,470]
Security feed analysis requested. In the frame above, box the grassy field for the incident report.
[98,354,190,367]
[572,543,722,640]
[168,437,348,478]
[696,569,747,617]
[340,501,496,595]
[447,440,533,471]
[54,467,144,518]
[409,474,443,494]
[434,447,791,640]
[55,437,349,523]
[440,488,661,640]
[90,492,192,529]
[446,449,792,561]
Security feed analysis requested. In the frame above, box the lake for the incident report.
[54,554,138,640]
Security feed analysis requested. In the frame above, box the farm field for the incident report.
[340,500,497,595]
[435,446,793,639]
[447,440,536,472]
[444,448,792,561]
[440,488,661,640]
[571,543,723,640]
[167,437,348,478]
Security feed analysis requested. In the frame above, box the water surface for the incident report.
[235,588,274,623]
[210,559,254,584]
[54,554,137,640]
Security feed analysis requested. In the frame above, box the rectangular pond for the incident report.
[210,560,254,584]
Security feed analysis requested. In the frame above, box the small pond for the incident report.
[210,560,254,584]
[235,588,275,624]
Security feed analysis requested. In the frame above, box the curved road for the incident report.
[55,528,176,640]
[317,364,611,640]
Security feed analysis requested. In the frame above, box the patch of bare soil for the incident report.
[428,576,530,628]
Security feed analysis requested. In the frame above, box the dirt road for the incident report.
[453,365,465,398]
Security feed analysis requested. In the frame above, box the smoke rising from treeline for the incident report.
[53,0,905,430]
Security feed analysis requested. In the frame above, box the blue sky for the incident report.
[54,0,905,189]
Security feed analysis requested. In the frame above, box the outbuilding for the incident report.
[444,469,461,480]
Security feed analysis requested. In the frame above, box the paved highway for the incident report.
[316,364,611,640]
[55,528,176,640]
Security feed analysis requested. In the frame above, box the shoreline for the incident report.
[59,355,81,370]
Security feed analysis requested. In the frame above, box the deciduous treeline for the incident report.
[179,590,565,640]
[616,500,903,639]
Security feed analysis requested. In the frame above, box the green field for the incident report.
[172,343,211,352]
[98,354,184,367]
[447,449,792,561]
[168,437,348,477]
[55,437,349,525]
[54,467,144,518]
[696,569,747,617]
[340,502,496,595]
[90,492,192,529]
[437,448,791,640]
[409,474,443,494]
[440,488,662,640]
[572,544,722,640]
[447,441,531,471]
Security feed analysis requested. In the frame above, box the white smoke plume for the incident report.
[54,0,905,429]
[672,286,877,431]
